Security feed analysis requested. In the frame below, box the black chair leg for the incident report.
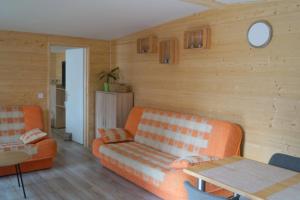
[198,179,206,191]
[230,194,240,200]
[15,165,20,187]
[17,164,26,199]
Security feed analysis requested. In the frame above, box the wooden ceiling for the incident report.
[182,0,225,8]
[181,0,274,9]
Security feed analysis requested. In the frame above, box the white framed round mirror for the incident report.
[247,21,272,48]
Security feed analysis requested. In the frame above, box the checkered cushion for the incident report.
[100,142,177,186]
[98,128,133,143]
[0,141,37,155]
[135,108,212,158]
[19,128,47,144]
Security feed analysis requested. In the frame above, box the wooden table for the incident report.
[0,151,31,199]
[183,156,300,200]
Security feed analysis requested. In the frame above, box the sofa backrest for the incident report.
[0,106,25,142]
[124,106,144,135]
[126,107,242,158]
[0,105,44,142]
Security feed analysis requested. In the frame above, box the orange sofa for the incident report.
[0,105,57,176]
[93,107,242,200]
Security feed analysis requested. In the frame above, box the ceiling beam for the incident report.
[182,0,224,9]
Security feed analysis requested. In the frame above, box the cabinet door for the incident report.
[104,93,117,128]
[116,93,133,127]
[95,92,106,138]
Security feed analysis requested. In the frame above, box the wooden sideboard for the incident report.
[95,91,133,138]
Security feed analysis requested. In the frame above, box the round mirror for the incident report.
[247,21,272,48]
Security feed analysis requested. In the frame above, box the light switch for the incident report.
[37,92,44,99]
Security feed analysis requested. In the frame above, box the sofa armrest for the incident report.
[31,138,57,160]
[202,123,243,159]
[92,138,105,158]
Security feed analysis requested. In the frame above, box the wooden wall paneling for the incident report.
[112,0,300,162]
[0,31,49,129]
[0,30,110,148]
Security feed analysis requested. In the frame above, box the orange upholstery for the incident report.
[100,156,231,199]
[0,105,57,176]
[0,158,53,176]
[124,106,144,135]
[93,107,242,200]
[31,138,57,160]
[23,105,44,131]
[100,157,197,199]
[92,138,104,158]
[201,120,242,158]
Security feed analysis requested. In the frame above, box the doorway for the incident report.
[49,45,87,145]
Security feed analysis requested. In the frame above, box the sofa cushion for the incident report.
[99,141,178,186]
[135,108,213,158]
[20,128,47,144]
[0,106,25,137]
[0,141,37,155]
[98,128,133,143]
[0,135,20,144]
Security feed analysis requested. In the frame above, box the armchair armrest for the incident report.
[31,138,57,160]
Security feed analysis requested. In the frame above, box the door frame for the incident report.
[48,43,89,148]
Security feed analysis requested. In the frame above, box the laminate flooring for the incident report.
[0,133,161,200]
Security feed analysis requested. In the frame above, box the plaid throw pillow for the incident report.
[98,128,133,144]
[19,128,47,144]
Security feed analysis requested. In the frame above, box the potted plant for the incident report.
[97,67,119,92]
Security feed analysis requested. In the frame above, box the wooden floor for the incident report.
[0,134,160,200]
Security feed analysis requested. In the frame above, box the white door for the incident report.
[65,48,85,144]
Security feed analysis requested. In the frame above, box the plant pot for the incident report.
[103,82,109,92]
[109,83,131,92]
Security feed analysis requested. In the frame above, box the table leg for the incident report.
[17,164,26,199]
[15,165,20,187]
[233,193,241,199]
[198,179,206,191]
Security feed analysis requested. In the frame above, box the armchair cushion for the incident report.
[20,128,47,144]
[98,128,133,144]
